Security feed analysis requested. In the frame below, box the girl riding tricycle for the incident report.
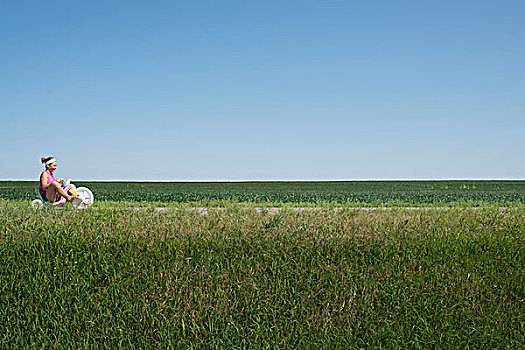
[33,156,94,208]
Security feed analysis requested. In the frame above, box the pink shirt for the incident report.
[39,170,55,196]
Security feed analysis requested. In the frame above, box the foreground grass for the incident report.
[0,206,524,349]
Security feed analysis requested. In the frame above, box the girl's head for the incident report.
[41,156,57,171]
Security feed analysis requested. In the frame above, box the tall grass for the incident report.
[1,206,524,348]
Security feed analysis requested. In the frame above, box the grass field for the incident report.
[0,182,524,348]
[2,180,525,205]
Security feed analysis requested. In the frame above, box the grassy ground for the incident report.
[2,180,525,203]
[1,205,523,349]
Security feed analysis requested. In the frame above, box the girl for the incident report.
[39,156,77,204]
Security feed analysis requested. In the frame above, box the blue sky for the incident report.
[1,0,524,180]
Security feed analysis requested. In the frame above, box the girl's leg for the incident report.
[45,185,58,202]
[47,181,74,202]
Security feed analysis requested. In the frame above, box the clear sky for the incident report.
[1,0,524,181]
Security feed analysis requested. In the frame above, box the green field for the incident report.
[1,181,524,348]
[1,206,524,348]
[1,180,525,205]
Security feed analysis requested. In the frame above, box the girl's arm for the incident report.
[42,174,62,190]
[40,172,50,190]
